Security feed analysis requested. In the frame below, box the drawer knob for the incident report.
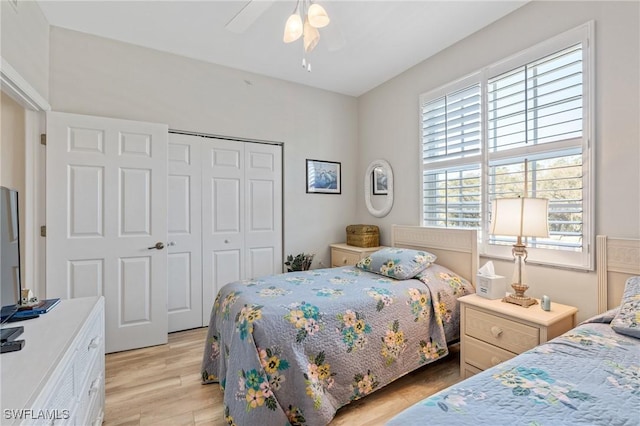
[89,376,103,396]
[490,326,503,338]
[342,258,348,264]
[491,356,501,366]
[88,337,101,350]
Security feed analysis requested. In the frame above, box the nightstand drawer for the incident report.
[465,307,539,353]
[331,249,362,267]
[464,336,517,371]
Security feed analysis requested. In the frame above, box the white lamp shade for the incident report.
[283,13,303,43]
[490,198,549,238]
[308,3,330,28]
[303,17,320,52]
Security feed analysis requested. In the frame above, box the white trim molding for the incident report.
[1,57,50,111]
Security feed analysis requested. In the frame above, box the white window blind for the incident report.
[420,23,593,270]
[422,85,482,163]
[488,44,583,153]
[423,165,481,228]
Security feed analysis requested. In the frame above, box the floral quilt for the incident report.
[201,264,473,425]
[387,316,640,425]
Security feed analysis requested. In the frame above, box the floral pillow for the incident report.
[355,247,436,279]
[611,276,640,339]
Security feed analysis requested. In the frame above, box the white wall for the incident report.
[48,27,358,268]
[356,1,640,321]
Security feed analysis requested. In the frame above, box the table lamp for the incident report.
[490,197,549,307]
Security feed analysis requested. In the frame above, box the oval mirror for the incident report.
[364,159,394,218]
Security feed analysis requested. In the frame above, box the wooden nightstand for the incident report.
[459,293,577,379]
[329,243,385,267]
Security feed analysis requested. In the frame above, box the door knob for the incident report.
[148,242,165,250]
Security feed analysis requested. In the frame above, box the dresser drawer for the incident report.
[464,335,517,371]
[76,361,104,426]
[465,307,539,353]
[74,308,103,392]
[331,249,362,267]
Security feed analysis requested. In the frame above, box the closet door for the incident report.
[167,134,202,332]
[201,139,245,324]
[200,139,283,325]
[245,143,282,279]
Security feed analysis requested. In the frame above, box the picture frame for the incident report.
[306,159,341,194]
[372,166,388,195]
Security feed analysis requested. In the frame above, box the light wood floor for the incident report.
[104,328,462,426]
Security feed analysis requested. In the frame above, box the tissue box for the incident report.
[476,274,506,299]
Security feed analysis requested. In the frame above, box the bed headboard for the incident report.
[596,235,640,313]
[391,225,478,287]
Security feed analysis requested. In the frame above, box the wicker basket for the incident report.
[346,224,380,248]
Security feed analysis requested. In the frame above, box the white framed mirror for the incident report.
[364,159,393,218]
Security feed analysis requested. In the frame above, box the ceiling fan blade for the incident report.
[322,23,346,52]
[225,0,275,34]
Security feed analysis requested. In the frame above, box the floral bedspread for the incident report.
[201,264,472,425]
[387,315,640,425]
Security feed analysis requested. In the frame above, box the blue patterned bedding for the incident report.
[201,264,473,425]
[387,314,640,425]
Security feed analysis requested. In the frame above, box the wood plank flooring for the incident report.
[104,328,462,426]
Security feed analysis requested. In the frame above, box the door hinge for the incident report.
[40,134,46,146]
[40,226,46,237]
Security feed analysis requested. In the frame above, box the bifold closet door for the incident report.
[168,133,283,329]
[167,134,203,332]
[201,139,282,325]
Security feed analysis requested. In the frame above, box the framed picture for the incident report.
[306,159,341,194]
[372,166,388,195]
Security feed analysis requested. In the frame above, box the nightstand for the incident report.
[459,293,577,379]
[329,243,385,267]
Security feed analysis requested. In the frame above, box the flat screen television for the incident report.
[1,186,21,325]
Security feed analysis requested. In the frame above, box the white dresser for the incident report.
[0,296,105,425]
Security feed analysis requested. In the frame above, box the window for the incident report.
[420,23,593,270]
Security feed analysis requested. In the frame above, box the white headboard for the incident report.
[391,225,478,287]
[596,235,640,313]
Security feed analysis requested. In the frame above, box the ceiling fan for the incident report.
[225,0,345,55]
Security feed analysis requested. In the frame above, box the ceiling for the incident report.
[37,0,528,97]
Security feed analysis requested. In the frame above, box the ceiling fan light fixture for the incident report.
[307,3,330,28]
[303,16,319,53]
[283,12,303,43]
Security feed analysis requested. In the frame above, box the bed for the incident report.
[201,226,478,425]
[387,235,640,425]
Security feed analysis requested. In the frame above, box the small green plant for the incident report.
[284,253,314,272]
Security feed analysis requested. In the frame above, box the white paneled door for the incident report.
[46,112,168,353]
[167,134,202,332]
[199,137,283,326]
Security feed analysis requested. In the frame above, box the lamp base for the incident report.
[502,293,538,307]
[502,283,538,308]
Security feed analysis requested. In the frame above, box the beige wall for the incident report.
[0,92,26,284]
[356,1,640,321]
[48,27,359,267]
[1,0,50,99]
[0,93,25,189]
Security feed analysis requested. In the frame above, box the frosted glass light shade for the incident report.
[283,13,303,43]
[303,17,319,52]
[308,3,330,28]
[490,198,549,238]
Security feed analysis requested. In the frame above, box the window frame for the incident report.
[419,22,595,271]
